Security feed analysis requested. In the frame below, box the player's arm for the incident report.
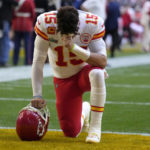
[87,38,107,68]
[31,35,49,109]
[87,53,106,69]
[69,43,106,68]
[85,14,107,68]
[66,38,107,69]
[66,15,107,68]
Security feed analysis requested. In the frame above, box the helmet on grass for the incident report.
[16,104,50,141]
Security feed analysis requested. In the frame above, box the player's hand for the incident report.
[63,38,74,50]
[61,34,75,50]
[64,41,74,50]
[31,98,46,109]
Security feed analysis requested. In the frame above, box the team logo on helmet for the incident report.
[37,119,45,137]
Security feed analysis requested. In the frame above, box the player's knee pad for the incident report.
[89,69,105,87]
[60,120,81,137]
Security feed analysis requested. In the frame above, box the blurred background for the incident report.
[0,0,150,67]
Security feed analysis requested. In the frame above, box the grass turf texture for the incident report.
[0,65,150,132]
[0,129,150,150]
[0,64,150,149]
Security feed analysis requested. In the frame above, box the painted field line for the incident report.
[0,97,150,106]
[102,131,150,137]
[110,72,150,77]
[1,83,150,89]
[107,84,150,89]
[106,101,150,106]
[0,97,55,103]
[0,87,13,90]
[0,54,150,82]
[107,53,150,69]
[0,64,53,82]
[0,126,150,137]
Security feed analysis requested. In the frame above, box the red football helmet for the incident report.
[16,104,50,141]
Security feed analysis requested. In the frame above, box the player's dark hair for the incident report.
[57,6,79,35]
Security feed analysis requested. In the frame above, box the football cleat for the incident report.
[82,102,90,132]
[86,132,101,143]
[16,104,50,141]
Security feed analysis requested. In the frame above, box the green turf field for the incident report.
[0,64,150,135]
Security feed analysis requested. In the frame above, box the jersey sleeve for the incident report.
[91,16,105,41]
[89,16,106,56]
[34,14,49,41]
[89,38,107,56]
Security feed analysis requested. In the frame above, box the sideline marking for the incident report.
[107,84,150,89]
[1,83,150,89]
[0,127,150,137]
[0,54,150,82]
[0,97,150,106]
[106,101,150,106]
[0,97,55,103]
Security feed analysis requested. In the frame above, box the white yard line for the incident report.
[107,53,150,69]
[107,84,150,89]
[0,87,13,90]
[0,97,55,103]
[0,64,53,82]
[0,54,150,82]
[102,131,150,137]
[106,101,150,106]
[0,97,150,106]
[0,83,150,90]
[0,126,150,137]
[0,97,31,101]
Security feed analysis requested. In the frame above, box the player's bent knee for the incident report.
[60,120,81,137]
[89,69,104,83]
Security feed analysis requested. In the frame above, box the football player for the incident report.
[31,6,107,143]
